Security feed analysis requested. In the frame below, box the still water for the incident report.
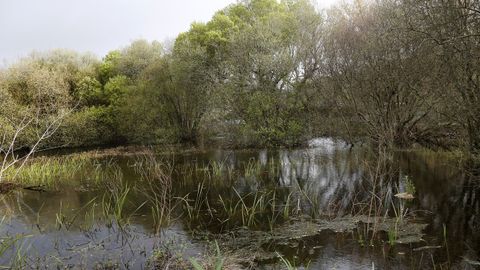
[0,138,478,269]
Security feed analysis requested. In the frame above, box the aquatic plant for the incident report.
[0,218,31,270]
[443,223,451,267]
[210,160,225,178]
[387,227,397,246]
[244,158,262,178]
[215,188,306,230]
[151,243,190,269]
[55,198,97,230]
[101,180,143,227]
[283,192,294,219]
[267,157,281,177]
[8,239,29,269]
[217,189,280,228]
[345,150,400,244]
[177,181,209,225]
[134,153,173,233]
[404,175,416,196]
[234,188,265,226]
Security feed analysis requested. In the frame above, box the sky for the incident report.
[0,0,338,66]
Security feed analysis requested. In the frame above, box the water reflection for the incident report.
[398,152,480,268]
[276,147,366,215]
[0,140,478,268]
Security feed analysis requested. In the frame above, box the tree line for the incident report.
[0,0,479,155]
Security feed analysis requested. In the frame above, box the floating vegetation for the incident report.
[193,215,428,268]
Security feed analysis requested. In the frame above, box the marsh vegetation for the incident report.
[0,143,478,269]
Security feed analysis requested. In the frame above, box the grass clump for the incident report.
[2,153,122,189]
[151,246,190,270]
[134,153,174,233]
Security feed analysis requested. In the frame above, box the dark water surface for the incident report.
[0,138,479,269]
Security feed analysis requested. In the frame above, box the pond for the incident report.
[0,138,479,269]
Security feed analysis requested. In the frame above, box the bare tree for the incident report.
[0,55,75,183]
[402,0,480,155]
[322,0,439,149]
[0,108,70,182]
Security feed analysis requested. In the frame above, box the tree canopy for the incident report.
[1,0,479,155]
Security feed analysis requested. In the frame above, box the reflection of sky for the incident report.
[0,192,200,268]
[276,139,364,214]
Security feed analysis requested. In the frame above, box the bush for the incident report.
[53,106,116,147]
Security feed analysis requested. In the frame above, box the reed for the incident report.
[101,180,135,227]
[0,221,31,270]
[135,153,173,233]
[177,181,209,225]
[268,157,279,176]
[215,188,301,230]
[55,198,98,230]
[244,158,262,178]
[210,160,224,178]
[387,227,397,246]
[218,194,242,223]
[2,154,123,189]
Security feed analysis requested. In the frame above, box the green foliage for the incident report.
[99,50,121,84]
[240,91,306,146]
[57,106,116,147]
[99,40,162,82]
[276,252,301,270]
[0,1,322,149]
[76,76,104,105]
[104,75,130,104]
[1,0,478,153]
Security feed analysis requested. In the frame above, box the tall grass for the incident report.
[234,188,269,227]
[2,154,122,189]
[344,148,421,246]
[54,197,97,230]
[178,181,210,226]
[134,153,173,234]
[101,177,149,228]
[244,158,262,178]
[182,186,299,230]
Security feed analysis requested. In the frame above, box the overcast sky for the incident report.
[0,0,337,66]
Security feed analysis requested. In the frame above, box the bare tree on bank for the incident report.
[322,1,441,150]
[402,0,480,155]
[0,53,77,183]
[0,108,71,183]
